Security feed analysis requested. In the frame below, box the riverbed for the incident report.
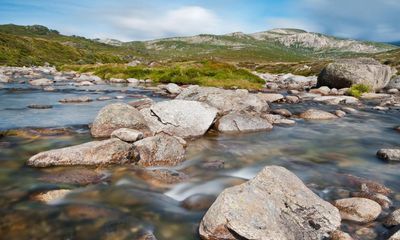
[0,81,399,239]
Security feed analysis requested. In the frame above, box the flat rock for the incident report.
[377,149,400,161]
[317,58,397,91]
[91,103,149,138]
[334,197,381,223]
[133,133,186,167]
[199,166,341,240]
[29,78,53,86]
[28,104,53,109]
[216,112,273,133]
[59,96,93,103]
[140,100,218,138]
[27,139,134,167]
[177,86,269,114]
[299,109,338,120]
[111,128,144,142]
[257,93,284,103]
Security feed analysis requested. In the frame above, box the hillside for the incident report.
[0,24,398,67]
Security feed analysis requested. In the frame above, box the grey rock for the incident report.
[140,100,218,138]
[389,230,400,240]
[262,114,296,126]
[299,109,338,120]
[388,88,399,94]
[377,149,400,161]
[109,78,127,83]
[177,86,268,114]
[199,166,341,240]
[28,104,53,109]
[333,197,381,223]
[216,112,273,133]
[351,191,392,209]
[361,93,391,99]
[128,98,155,110]
[59,96,93,103]
[335,110,346,118]
[111,128,144,142]
[387,76,400,90]
[257,93,284,103]
[27,139,134,167]
[313,96,359,105]
[91,103,149,138]
[165,83,182,94]
[330,230,354,240]
[29,78,53,86]
[133,133,186,167]
[285,95,300,103]
[271,108,292,117]
[0,73,10,83]
[76,74,102,83]
[318,58,397,91]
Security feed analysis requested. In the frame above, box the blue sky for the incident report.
[0,0,399,42]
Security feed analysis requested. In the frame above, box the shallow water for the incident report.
[0,82,400,240]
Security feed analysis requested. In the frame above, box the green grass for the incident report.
[61,61,265,89]
[347,84,372,98]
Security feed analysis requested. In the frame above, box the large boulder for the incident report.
[215,112,273,133]
[199,166,341,240]
[176,86,268,115]
[317,58,396,91]
[27,139,134,167]
[133,133,186,167]
[91,103,148,138]
[140,100,218,138]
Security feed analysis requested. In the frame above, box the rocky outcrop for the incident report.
[176,86,268,114]
[111,128,144,142]
[333,198,381,223]
[133,133,186,167]
[377,149,400,162]
[27,139,134,167]
[215,112,273,133]
[299,109,338,120]
[91,103,149,138]
[199,166,341,240]
[317,58,396,91]
[140,100,218,138]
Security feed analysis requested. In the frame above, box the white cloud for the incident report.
[109,6,238,40]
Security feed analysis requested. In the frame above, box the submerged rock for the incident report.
[31,189,71,204]
[177,86,268,114]
[133,133,186,167]
[271,108,292,117]
[140,100,218,138]
[199,166,341,240]
[351,191,391,209]
[317,58,396,91]
[330,230,354,240]
[91,103,149,138]
[334,197,381,223]
[299,109,338,120]
[39,168,106,185]
[181,194,216,211]
[377,149,400,162]
[27,139,134,167]
[27,104,53,109]
[215,112,273,133]
[111,128,144,142]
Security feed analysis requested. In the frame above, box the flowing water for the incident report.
[0,81,399,239]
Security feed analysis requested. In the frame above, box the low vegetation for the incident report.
[347,84,371,98]
[61,61,265,89]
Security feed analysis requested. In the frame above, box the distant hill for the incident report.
[0,24,398,67]
[389,41,400,46]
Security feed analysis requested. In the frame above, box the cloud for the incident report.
[108,6,238,40]
[300,0,400,41]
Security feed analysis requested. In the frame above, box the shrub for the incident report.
[347,84,371,98]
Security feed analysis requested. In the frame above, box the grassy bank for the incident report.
[61,61,265,89]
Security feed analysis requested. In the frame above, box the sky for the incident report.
[0,0,399,42]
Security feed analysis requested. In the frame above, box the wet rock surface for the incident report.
[216,112,273,133]
[299,109,338,120]
[199,166,341,240]
[377,149,400,161]
[334,197,381,223]
[27,139,134,167]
